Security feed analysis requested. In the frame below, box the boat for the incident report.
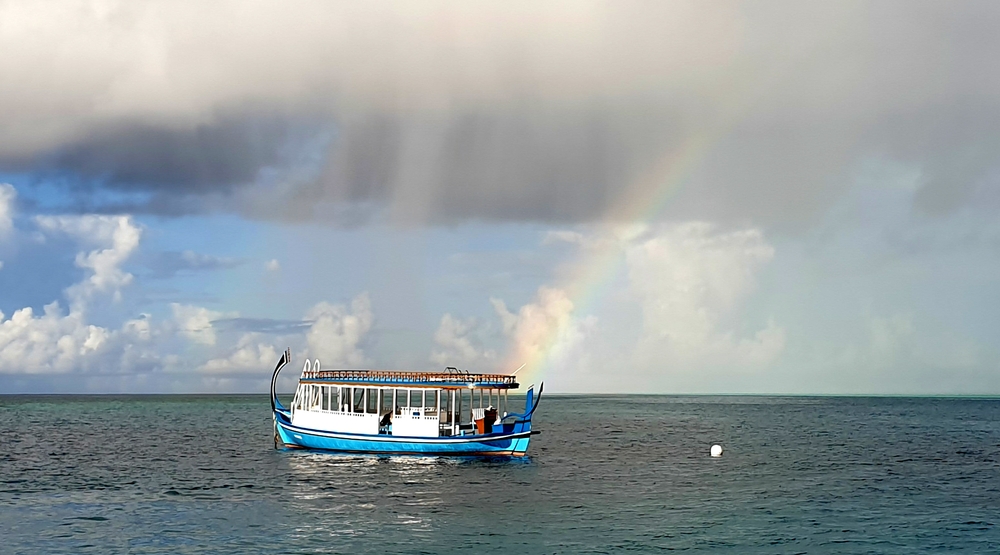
[269,349,543,456]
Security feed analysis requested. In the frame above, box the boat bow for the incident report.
[270,348,291,415]
[503,382,544,425]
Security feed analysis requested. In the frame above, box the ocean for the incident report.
[1,395,998,553]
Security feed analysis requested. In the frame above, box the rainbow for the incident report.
[501,126,730,387]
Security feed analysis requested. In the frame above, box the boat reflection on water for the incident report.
[282,452,456,538]
[282,450,533,509]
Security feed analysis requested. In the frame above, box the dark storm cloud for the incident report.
[287,107,678,223]
[1,1,999,227]
[15,115,331,195]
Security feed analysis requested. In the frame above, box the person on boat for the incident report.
[484,405,497,433]
[379,410,392,435]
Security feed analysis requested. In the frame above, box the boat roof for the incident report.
[299,368,519,389]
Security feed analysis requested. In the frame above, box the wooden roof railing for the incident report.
[300,368,519,388]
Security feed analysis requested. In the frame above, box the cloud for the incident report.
[2,2,998,225]
[848,313,984,378]
[0,185,379,382]
[0,302,109,373]
[200,333,278,373]
[0,305,165,377]
[479,223,784,390]
[34,214,142,307]
[0,183,13,271]
[0,183,15,236]
[304,293,373,367]
[121,313,153,342]
[211,316,310,335]
[145,250,244,278]
[0,186,389,385]
[430,313,496,369]
[171,304,232,346]
[265,258,280,272]
[491,286,593,380]
[624,222,785,372]
[201,294,374,374]
[0,209,144,374]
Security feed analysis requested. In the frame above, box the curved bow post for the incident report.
[270,348,291,413]
[502,382,544,425]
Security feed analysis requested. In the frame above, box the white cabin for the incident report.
[288,365,518,438]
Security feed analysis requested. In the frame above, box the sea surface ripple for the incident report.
[1,395,999,553]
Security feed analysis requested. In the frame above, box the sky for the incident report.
[0,0,998,394]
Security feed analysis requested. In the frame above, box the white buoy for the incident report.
[710,444,723,457]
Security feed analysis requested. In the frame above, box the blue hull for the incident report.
[274,412,533,456]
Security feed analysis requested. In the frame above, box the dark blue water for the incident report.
[1,395,999,553]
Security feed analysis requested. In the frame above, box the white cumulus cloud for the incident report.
[305,293,373,367]
[0,302,109,374]
[491,286,594,382]
[171,304,232,346]
[625,222,785,373]
[200,333,278,373]
[35,215,142,307]
[480,222,785,391]
[0,212,144,374]
[430,313,496,369]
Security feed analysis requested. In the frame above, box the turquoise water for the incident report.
[1,395,998,553]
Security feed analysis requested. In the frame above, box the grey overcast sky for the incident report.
[0,0,998,393]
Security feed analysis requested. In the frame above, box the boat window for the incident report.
[366,388,378,413]
[293,386,302,410]
[410,389,423,408]
[340,387,350,412]
[332,386,339,411]
[425,389,437,410]
[439,390,450,413]
[394,389,406,414]
[380,389,392,414]
[353,387,365,413]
